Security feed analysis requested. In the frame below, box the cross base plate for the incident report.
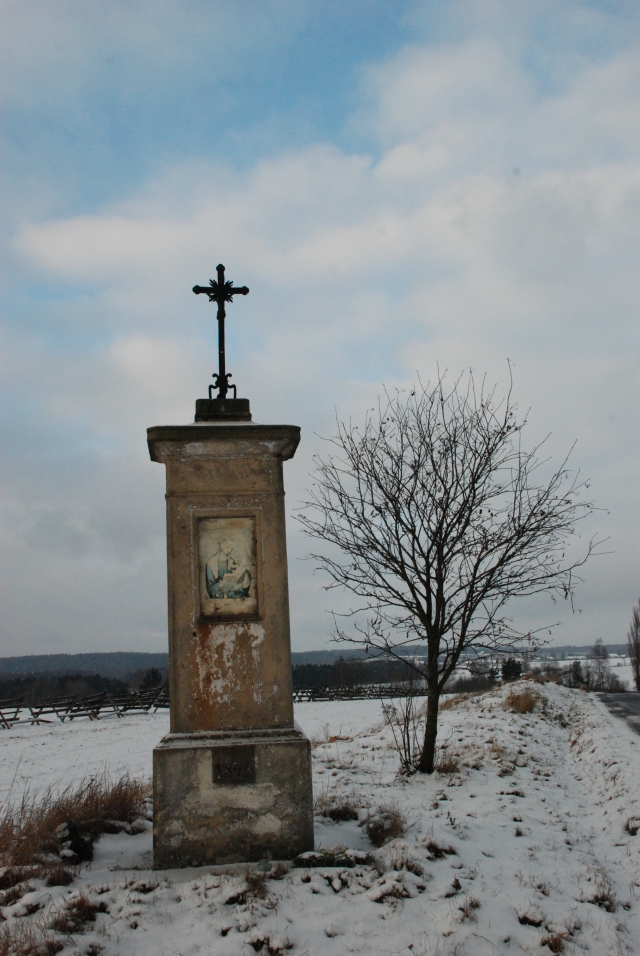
[195,398,252,422]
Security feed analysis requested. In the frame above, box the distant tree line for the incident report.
[292,657,418,690]
[532,639,627,692]
[0,667,167,705]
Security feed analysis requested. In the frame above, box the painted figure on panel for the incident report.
[205,538,252,600]
[198,516,258,618]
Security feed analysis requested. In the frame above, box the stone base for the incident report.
[153,727,314,868]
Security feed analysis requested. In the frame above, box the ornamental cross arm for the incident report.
[192,263,249,400]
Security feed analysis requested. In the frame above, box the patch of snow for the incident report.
[1,683,639,953]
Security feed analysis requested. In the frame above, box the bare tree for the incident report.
[588,638,610,691]
[299,372,600,773]
[628,600,640,691]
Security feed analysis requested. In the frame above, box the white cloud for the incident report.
[3,23,640,654]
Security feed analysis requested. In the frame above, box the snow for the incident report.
[1,683,640,954]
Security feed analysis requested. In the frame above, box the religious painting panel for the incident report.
[198,516,258,619]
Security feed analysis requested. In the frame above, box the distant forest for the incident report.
[293,657,421,689]
[0,668,166,705]
[0,644,630,703]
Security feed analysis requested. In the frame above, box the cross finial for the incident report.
[193,264,249,400]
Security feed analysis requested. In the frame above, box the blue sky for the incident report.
[2,0,640,656]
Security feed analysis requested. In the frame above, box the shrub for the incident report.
[49,894,108,934]
[504,688,537,713]
[442,675,495,694]
[364,804,406,847]
[501,657,522,682]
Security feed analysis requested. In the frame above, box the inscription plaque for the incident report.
[212,745,256,786]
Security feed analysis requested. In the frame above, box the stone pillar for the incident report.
[148,400,314,867]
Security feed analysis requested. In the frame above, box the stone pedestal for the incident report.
[148,405,314,867]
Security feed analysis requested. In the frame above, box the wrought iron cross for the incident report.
[193,264,249,400]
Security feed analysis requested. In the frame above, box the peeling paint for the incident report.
[194,622,265,709]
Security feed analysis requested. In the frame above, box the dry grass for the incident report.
[458,896,480,921]
[314,785,360,822]
[49,894,108,934]
[244,869,268,899]
[517,911,543,927]
[0,774,147,878]
[269,861,290,880]
[388,845,424,876]
[423,837,457,860]
[504,688,538,714]
[0,921,63,956]
[44,865,75,888]
[589,878,617,913]
[0,883,35,906]
[540,931,567,953]
[435,748,460,774]
[363,804,406,847]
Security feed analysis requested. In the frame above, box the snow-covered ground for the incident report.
[2,683,640,955]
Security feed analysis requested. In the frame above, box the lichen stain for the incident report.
[193,622,265,717]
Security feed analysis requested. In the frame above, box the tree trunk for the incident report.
[418,686,440,773]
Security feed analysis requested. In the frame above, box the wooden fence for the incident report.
[0,680,429,727]
[0,684,169,728]
[292,681,427,702]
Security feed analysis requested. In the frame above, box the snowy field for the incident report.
[2,684,640,955]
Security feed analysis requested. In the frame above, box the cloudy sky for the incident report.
[2,0,640,658]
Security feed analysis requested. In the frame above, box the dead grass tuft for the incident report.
[504,688,538,714]
[314,786,360,822]
[388,845,424,876]
[0,868,38,892]
[444,876,462,898]
[435,748,460,774]
[517,911,543,927]
[244,869,268,899]
[0,774,147,881]
[363,804,406,847]
[589,878,617,912]
[132,881,159,895]
[458,896,480,921]
[44,866,75,888]
[269,861,289,880]
[49,894,108,934]
[624,817,639,837]
[0,883,35,907]
[247,930,292,954]
[541,931,567,953]
[423,837,457,860]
